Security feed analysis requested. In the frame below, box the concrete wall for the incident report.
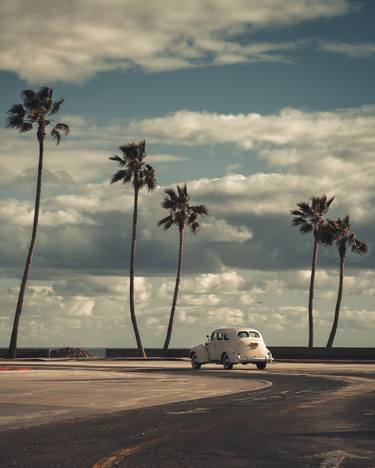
[106,347,375,360]
[0,348,50,358]
[1,347,375,360]
[269,346,375,360]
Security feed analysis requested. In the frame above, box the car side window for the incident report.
[211,332,216,341]
[238,331,249,338]
[224,333,230,340]
[217,332,223,340]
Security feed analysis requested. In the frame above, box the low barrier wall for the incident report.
[269,346,375,360]
[106,347,375,360]
[1,347,375,360]
[106,348,189,358]
[0,348,50,358]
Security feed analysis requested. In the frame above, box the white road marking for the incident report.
[166,407,209,415]
[316,450,369,468]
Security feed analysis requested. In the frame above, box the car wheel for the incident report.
[223,353,233,370]
[256,362,267,370]
[191,352,201,369]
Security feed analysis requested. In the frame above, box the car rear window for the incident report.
[238,331,260,338]
[249,331,260,338]
[238,331,249,338]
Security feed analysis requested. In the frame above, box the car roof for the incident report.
[212,327,260,334]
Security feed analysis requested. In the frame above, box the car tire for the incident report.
[256,362,267,370]
[191,352,201,369]
[223,353,233,370]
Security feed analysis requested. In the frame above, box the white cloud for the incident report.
[318,41,375,57]
[133,106,375,155]
[199,217,253,242]
[0,199,97,227]
[0,0,351,82]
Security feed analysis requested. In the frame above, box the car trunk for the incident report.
[238,338,267,359]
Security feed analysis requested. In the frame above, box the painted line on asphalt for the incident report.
[92,431,183,468]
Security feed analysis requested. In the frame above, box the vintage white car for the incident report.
[190,327,273,370]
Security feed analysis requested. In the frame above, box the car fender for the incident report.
[190,344,208,363]
[221,346,240,363]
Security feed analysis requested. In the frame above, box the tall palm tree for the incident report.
[290,195,335,347]
[6,87,69,358]
[158,184,208,352]
[110,140,156,358]
[321,216,368,348]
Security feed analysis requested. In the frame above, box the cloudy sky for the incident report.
[0,0,374,349]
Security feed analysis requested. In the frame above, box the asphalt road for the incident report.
[0,364,374,468]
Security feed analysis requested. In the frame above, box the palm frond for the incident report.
[50,128,61,144]
[111,169,131,184]
[142,164,157,192]
[299,223,313,234]
[161,198,177,210]
[351,238,368,256]
[37,86,52,101]
[291,217,307,226]
[6,113,25,130]
[20,122,33,133]
[49,98,64,115]
[342,214,350,228]
[54,122,69,135]
[290,209,304,217]
[319,222,336,245]
[325,195,335,210]
[21,89,39,110]
[191,204,208,215]
[7,104,25,118]
[157,215,175,230]
[109,155,125,166]
[188,212,198,224]
[296,201,311,215]
[120,140,146,161]
[164,188,178,202]
[177,184,189,201]
[190,221,200,234]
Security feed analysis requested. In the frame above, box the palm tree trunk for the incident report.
[326,255,344,348]
[307,236,318,347]
[129,180,146,358]
[8,126,45,358]
[163,227,184,353]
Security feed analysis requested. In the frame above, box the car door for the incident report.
[210,331,225,361]
[208,331,219,361]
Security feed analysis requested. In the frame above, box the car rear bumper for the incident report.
[239,357,273,363]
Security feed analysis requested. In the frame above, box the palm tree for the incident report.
[6,87,69,358]
[110,140,156,358]
[158,184,208,352]
[290,195,335,347]
[321,216,368,348]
